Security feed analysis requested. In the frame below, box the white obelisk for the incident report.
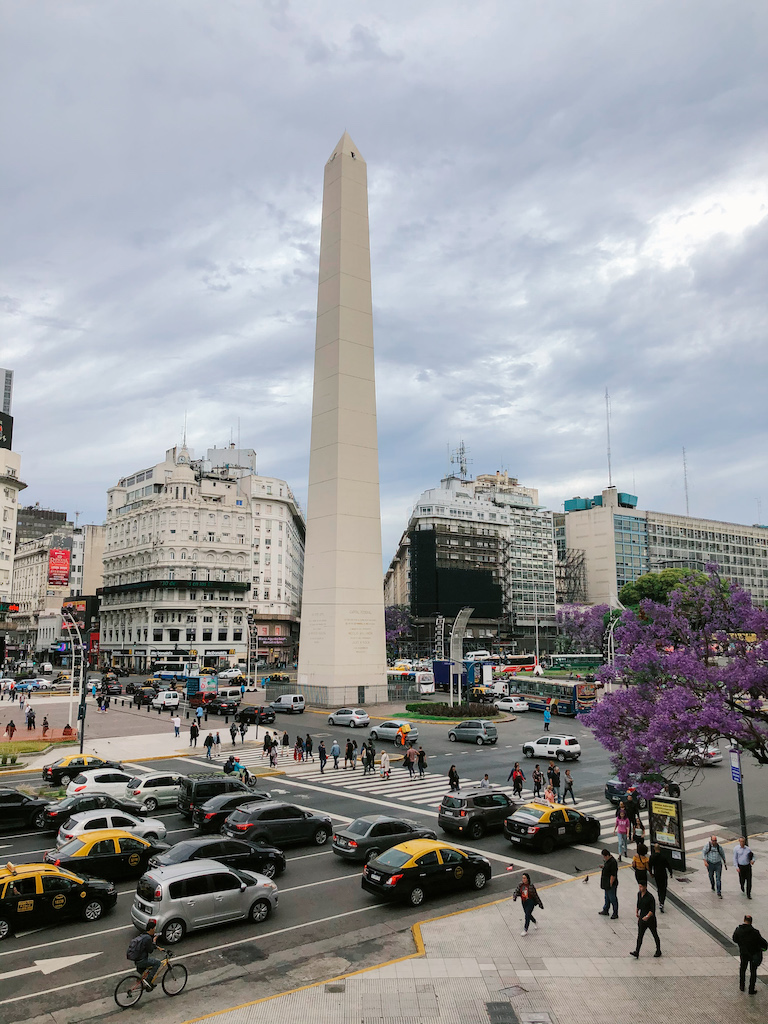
[297,132,387,705]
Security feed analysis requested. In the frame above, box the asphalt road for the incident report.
[0,702,764,1023]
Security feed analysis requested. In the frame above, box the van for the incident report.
[270,693,305,714]
[152,690,181,709]
[177,772,252,818]
[216,686,243,703]
[465,650,492,662]
[40,662,53,675]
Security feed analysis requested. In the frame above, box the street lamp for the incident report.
[62,608,86,753]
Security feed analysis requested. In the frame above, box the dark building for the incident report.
[16,506,72,550]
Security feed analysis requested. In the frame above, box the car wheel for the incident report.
[143,798,158,813]
[60,774,72,785]
[369,731,378,740]
[144,832,158,841]
[349,720,356,728]
[313,828,330,846]
[328,717,334,724]
[468,820,485,840]
[408,886,425,907]
[365,848,380,864]
[448,733,456,742]
[0,916,13,940]
[588,825,601,843]
[556,751,566,761]
[472,870,488,890]
[33,810,48,830]
[260,861,277,879]
[523,748,534,759]
[82,899,104,922]
[539,836,555,855]
[250,898,271,924]
[162,918,186,944]
[475,736,484,746]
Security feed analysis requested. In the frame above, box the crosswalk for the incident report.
[215,748,727,853]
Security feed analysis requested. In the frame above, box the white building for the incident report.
[100,444,305,673]
[11,527,73,652]
[0,450,25,603]
[70,524,105,597]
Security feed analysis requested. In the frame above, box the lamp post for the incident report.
[533,584,540,667]
[62,608,86,752]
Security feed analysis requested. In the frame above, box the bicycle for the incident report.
[114,950,188,1008]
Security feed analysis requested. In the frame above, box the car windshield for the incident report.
[512,808,545,824]
[346,818,373,836]
[127,778,142,788]
[57,837,87,856]
[72,775,88,785]
[52,797,76,810]
[136,876,157,901]
[228,809,250,823]
[374,848,411,868]
[441,797,464,809]
[61,817,78,830]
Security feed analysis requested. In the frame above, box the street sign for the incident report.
[730,747,742,784]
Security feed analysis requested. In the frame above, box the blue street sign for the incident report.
[729,747,742,785]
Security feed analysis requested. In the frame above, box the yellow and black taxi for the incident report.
[361,838,492,907]
[42,754,123,787]
[0,862,117,940]
[44,829,169,880]
[503,802,601,854]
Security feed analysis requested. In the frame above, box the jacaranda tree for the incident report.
[587,567,768,795]
[556,603,611,653]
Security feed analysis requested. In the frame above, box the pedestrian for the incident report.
[532,764,544,799]
[281,730,289,756]
[196,704,204,724]
[344,738,353,769]
[5,719,17,740]
[172,714,181,738]
[417,746,427,779]
[405,744,417,778]
[543,705,551,731]
[189,722,199,746]
[632,842,650,885]
[734,837,755,899]
[18,694,25,714]
[351,739,358,769]
[318,740,327,774]
[380,750,391,779]
[649,844,670,913]
[630,882,662,958]
[732,914,768,994]
[448,764,460,792]
[614,808,631,862]
[204,732,214,759]
[366,740,376,776]
[230,721,238,746]
[27,708,36,731]
[480,772,491,788]
[294,736,302,761]
[543,784,556,806]
[550,763,561,800]
[214,731,221,756]
[703,835,728,897]
[513,872,544,936]
[305,734,314,761]
[239,721,248,744]
[508,762,525,797]
[625,789,643,838]
[41,715,49,737]
[599,848,619,919]
[563,769,577,804]
[330,739,341,770]
[269,744,278,768]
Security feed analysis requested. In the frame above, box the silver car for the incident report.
[327,708,371,728]
[56,807,168,847]
[131,859,278,943]
[124,772,182,812]
[448,720,498,746]
[367,719,419,744]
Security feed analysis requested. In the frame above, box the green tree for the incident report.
[619,568,704,608]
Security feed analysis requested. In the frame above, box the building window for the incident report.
[153,629,162,642]
[233,629,242,641]
[169,629,180,641]
[218,630,227,641]
[202,628,212,641]
[186,629,196,642]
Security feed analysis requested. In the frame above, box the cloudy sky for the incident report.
[2,0,767,563]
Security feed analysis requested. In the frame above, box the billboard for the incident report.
[649,796,686,870]
[0,412,12,450]
[62,599,86,629]
[48,548,71,587]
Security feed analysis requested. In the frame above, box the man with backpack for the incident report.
[127,924,164,990]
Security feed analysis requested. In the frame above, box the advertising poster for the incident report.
[48,548,71,587]
[0,412,13,450]
[649,796,686,869]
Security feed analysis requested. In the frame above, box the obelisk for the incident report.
[297,132,387,705]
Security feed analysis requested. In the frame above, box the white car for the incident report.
[327,708,371,728]
[521,734,582,761]
[218,668,245,680]
[66,769,140,798]
[673,743,723,766]
[56,808,167,848]
[494,696,529,712]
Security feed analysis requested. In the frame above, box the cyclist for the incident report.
[132,923,164,990]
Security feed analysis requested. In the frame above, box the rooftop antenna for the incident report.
[451,441,472,482]
[74,510,81,528]
[757,497,763,525]
[605,388,612,487]
[683,446,690,515]
[182,412,187,447]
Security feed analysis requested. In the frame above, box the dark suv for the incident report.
[0,788,50,831]
[438,788,517,840]
[222,801,332,847]
[177,773,253,819]
[235,705,276,726]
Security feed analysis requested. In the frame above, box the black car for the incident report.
[0,789,50,831]
[438,789,517,840]
[332,815,437,863]
[604,776,680,806]
[41,793,140,831]
[207,698,240,716]
[46,833,170,880]
[177,773,254,819]
[503,802,601,854]
[0,863,117,940]
[41,755,123,786]
[235,705,276,726]
[192,791,272,833]
[148,836,286,877]
[132,686,157,706]
[361,839,492,907]
[222,801,332,847]
[105,682,122,695]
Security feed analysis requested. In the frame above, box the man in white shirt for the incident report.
[733,837,755,899]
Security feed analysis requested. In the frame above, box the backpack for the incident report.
[126,935,144,962]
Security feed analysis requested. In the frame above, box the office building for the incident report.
[0,369,12,416]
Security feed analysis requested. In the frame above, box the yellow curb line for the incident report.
[177,871,576,1024]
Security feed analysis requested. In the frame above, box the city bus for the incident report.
[507,677,598,716]
[547,653,603,674]
[499,654,538,672]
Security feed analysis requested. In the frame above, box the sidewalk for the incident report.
[174,837,768,1024]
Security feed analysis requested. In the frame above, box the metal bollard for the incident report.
[185,709,190,719]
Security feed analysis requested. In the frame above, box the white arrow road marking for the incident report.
[0,952,101,981]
